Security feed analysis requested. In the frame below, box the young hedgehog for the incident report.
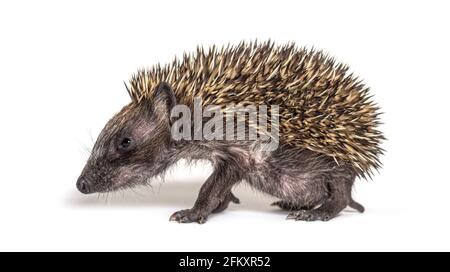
[77,41,384,223]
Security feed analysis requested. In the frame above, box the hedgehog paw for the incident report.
[287,210,333,222]
[169,209,207,224]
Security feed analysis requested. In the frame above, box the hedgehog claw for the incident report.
[169,209,207,224]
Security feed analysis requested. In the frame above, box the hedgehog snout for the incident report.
[76,176,93,194]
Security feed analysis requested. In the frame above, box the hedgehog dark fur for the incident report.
[77,41,384,223]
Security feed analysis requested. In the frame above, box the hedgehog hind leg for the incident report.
[288,183,347,221]
[348,199,365,213]
[288,168,360,221]
[345,177,365,213]
[271,200,314,211]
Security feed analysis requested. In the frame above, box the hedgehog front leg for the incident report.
[212,191,240,213]
[169,163,241,224]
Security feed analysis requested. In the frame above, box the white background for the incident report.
[0,0,449,251]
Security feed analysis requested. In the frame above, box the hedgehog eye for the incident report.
[118,137,132,150]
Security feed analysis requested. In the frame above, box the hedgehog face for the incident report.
[77,83,176,194]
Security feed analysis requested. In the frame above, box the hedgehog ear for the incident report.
[153,82,177,113]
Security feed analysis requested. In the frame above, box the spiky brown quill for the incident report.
[126,41,384,178]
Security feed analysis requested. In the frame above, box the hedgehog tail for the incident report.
[348,198,365,213]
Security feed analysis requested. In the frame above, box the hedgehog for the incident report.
[77,41,384,223]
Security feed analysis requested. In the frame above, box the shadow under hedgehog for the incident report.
[77,41,384,223]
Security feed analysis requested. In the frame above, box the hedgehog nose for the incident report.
[77,177,91,194]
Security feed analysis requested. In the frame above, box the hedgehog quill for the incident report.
[77,41,384,223]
